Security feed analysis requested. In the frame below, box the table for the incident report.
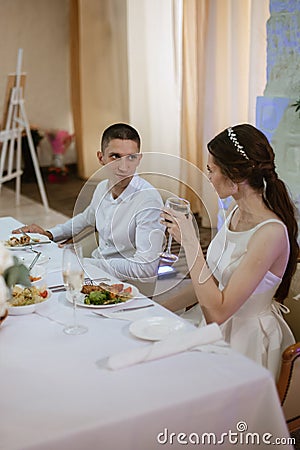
[0,217,294,450]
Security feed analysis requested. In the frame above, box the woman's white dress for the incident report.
[182,206,295,378]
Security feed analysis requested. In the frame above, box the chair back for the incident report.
[277,342,300,432]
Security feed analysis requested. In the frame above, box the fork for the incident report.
[20,230,41,254]
[84,277,111,285]
[28,251,42,270]
[21,230,40,243]
[49,277,111,292]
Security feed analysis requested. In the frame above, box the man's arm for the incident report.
[86,199,165,281]
[12,223,53,238]
[49,185,102,241]
[12,190,98,242]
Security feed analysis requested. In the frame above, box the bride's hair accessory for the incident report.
[227,127,249,160]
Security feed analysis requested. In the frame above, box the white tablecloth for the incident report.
[0,217,293,450]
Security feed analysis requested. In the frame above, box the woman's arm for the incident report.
[162,210,288,324]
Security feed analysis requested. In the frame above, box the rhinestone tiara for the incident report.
[227,127,249,160]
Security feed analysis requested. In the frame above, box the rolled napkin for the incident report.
[107,322,222,370]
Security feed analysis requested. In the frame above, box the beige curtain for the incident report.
[69,0,129,179]
[70,0,84,174]
[180,0,209,213]
[180,0,269,223]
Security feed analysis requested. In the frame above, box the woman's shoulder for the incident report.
[254,214,287,231]
[250,219,289,250]
[228,205,286,233]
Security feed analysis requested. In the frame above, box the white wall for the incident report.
[0,0,75,164]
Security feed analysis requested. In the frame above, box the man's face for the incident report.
[97,139,142,190]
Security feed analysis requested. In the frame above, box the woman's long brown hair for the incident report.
[208,123,299,303]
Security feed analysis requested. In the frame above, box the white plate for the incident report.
[66,283,139,309]
[8,290,51,315]
[129,316,189,341]
[3,233,51,250]
[18,253,50,266]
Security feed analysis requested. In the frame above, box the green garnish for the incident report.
[84,290,125,305]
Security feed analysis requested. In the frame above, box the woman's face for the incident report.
[207,154,237,198]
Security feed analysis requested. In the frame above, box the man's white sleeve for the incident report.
[85,200,165,281]
[49,199,97,242]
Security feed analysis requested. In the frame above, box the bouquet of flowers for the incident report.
[47,130,74,183]
[0,243,30,324]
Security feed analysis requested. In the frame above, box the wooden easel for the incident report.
[0,49,49,210]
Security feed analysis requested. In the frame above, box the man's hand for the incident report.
[12,224,53,240]
[58,237,74,248]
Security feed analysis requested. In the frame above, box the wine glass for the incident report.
[62,243,88,335]
[160,197,190,263]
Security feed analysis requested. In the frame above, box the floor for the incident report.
[0,185,69,229]
[4,165,86,218]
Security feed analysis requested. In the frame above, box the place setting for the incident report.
[74,279,155,321]
[98,322,224,371]
[2,232,52,250]
[3,242,51,317]
[1,231,52,271]
[95,310,231,371]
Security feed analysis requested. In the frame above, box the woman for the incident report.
[161,124,299,378]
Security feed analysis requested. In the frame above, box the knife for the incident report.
[92,304,154,315]
[112,303,154,313]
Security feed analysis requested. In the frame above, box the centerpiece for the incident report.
[0,243,30,325]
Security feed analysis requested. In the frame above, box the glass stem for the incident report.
[167,234,172,254]
[72,292,78,327]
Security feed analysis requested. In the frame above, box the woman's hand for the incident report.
[160,208,198,247]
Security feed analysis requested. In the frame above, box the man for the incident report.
[14,123,165,294]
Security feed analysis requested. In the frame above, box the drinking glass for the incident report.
[62,243,88,335]
[160,197,190,263]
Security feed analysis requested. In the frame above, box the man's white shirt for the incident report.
[49,175,165,281]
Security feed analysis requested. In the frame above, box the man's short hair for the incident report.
[101,123,141,152]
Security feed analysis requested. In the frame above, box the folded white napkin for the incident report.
[107,322,222,370]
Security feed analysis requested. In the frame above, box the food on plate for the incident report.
[7,236,20,247]
[5,235,41,247]
[82,283,133,305]
[19,235,30,245]
[29,275,42,282]
[81,283,124,295]
[9,286,49,307]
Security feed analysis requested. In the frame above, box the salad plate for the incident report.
[8,287,51,315]
[66,283,139,309]
[129,316,189,341]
